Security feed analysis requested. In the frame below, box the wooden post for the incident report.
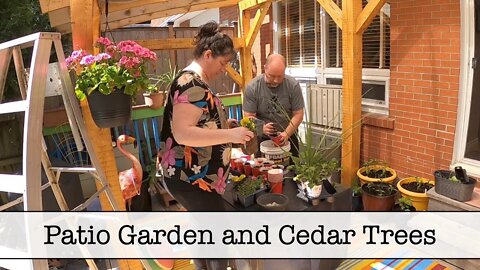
[167,21,177,69]
[240,8,253,89]
[70,0,141,269]
[340,0,363,187]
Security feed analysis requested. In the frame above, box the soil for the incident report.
[362,182,397,197]
[362,169,393,179]
[401,182,434,193]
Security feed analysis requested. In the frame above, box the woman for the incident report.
[158,21,254,212]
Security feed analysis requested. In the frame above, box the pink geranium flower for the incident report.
[160,137,176,169]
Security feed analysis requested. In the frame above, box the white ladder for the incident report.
[0,32,124,270]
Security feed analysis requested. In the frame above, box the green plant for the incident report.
[365,181,397,197]
[66,37,157,101]
[234,176,264,196]
[398,197,414,211]
[144,159,159,189]
[361,159,389,177]
[145,62,179,94]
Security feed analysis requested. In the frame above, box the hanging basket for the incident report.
[87,89,132,128]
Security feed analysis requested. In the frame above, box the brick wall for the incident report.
[361,0,461,180]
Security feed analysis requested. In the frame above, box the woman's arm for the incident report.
[172,103,254,147]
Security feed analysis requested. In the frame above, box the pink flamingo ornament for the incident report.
[117,135,143,206]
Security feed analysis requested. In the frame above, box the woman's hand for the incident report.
[227,118,239,128]
[230,127,254,144]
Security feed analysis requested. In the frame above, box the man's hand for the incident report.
[263,122,278,136]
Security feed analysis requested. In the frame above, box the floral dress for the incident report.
[158,70,231,194]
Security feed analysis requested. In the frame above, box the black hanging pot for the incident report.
[87,88,132,128]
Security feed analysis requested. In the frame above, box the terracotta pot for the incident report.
[397,177,434,211]
[361,182,397,211]
[143,92,165,109]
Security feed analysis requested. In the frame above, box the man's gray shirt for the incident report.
[243,74,304,135]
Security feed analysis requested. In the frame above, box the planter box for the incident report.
[434,170,475,202]
[235,187,267,208]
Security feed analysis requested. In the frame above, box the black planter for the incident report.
[87,89,132,128]
[434,170,476,202]
[352,195,363,211]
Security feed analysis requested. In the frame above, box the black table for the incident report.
[222,177,352,211]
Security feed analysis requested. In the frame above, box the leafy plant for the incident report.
[66,37,157,101]
[365,181,397,197]
[398,197,414,211]
[234,176,264,196]
[145,61,179,94]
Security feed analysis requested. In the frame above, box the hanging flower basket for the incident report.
[87,88,132,128]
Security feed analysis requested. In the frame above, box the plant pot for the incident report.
[397,177,434,211]
[241,135,258,155]
[87,89,132,128]
[357,165,397,185]
[352,195,363,211]
[235,187,267,208]
[299,181,323,199]
[361,182,397,211]
[143,92,165,110]
[434,170,476,202]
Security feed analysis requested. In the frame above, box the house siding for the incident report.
[362,0,461,180]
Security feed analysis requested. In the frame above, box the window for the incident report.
[279,0,319,67]
[275,0,391,114]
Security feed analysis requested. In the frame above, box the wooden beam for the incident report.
[245,1,271,49]
[39,0,70,13]
[136,37,245,50]
[47,6,70,27]
[316,0,343,30]
[0,48,12,102]
[341,0,362,188]
[103,0,240,29]
[238,0,264,11]
[355,0,386,34]
[71,1,142,269]
[226,65,244,88]
[239,8,253,91]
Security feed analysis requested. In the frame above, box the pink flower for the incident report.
[160,137,176,168]
[210,168,227,194]
[80,55,96,65]
[96,37,112,46]
[95,53,111,62]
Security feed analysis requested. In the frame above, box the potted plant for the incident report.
[351,180,363,211]
[434,168,476,202]
[357,159,397,185]
[288,120,340,203]
[239,116,258,155]
[397,176,434,211]
[393,197,416,212]
[361,181,398,211]
[143,62,178,110]
[233,175,267,207]
[66,37,157,128]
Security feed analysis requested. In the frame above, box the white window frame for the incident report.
[452,0,480,176]
[273,1,391,115]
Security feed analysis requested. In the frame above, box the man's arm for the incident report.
[281,108,304,140]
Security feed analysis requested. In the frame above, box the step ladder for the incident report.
[0,33,153,270]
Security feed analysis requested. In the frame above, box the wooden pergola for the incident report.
[38,0,388,191]
[38,1,385,267]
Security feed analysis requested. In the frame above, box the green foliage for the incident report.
[146,62,179,94]
[365,181,397,197]
[362,159,389,177]
[398,197,414,211]
[234,176,264,196]
[67,38,157,101]
[0,0,53,101]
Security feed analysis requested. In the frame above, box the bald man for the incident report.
[243,54,304,157]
